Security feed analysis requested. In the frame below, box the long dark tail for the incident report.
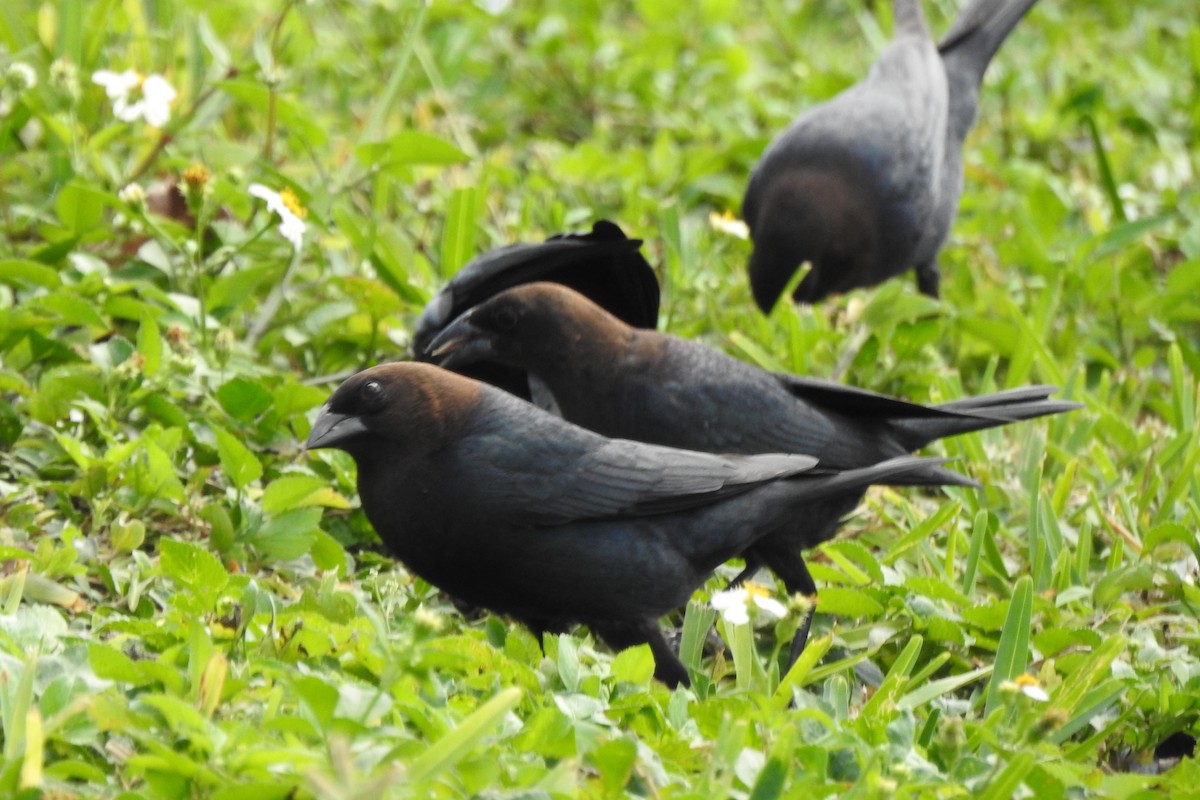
[801,455,978,495]
[893,385,1081,452]
[938,0,1040,84]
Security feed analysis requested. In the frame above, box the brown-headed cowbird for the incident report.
[412,221,658,400]
[306,362,971,686]
[426,283,1080,660]
[743,0,1039,311]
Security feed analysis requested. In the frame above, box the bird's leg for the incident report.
[758,547,820,672]
[786,601,817,669]
[592,619,691,688]
[726,551,764,589]
[915,260,941,298]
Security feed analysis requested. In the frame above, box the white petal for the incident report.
[278,215,306,250]
[723,604,750,626]
[1021,685,1049,702]
[247,183,278,203]
[712,588,751,625]
[141,75,176,104]
[143,99,171,127]
[752,595,788,620]
[711,589,744,612]
[112,97,142,122]
[92,69,139,97]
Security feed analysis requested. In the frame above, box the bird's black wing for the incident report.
[454,390,818,528]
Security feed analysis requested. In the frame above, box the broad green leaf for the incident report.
[609,645,655,685]
[54,181,109,233]
[216,377,273,422]
[815,587,884,618]
[213,425,263,489]
[158,538,228,603]
[354,131,469,169]
[0,259,61,289]
[263,475,349,515]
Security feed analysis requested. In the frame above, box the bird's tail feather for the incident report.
[805,455,977,497]
[938,0,1040,82]
[894,386,1081,451]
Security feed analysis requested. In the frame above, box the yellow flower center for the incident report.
[279,187,307,218]
[1014,674,1041,688]
[744,582,770,601]
[183,164,212,187]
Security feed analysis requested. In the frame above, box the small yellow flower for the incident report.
[182,164,213,188]
[248,183,307,251]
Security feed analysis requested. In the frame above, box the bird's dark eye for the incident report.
[492,305,519,332]
[361,380,385,410]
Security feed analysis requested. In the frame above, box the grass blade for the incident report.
[407,687,523,784]
[985,575,1033,716]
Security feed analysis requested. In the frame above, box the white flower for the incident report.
[248,183,307,251]
[708,210,750,240]
[1001,674,1050,702]
[6,62,37,91]
[92,69,176,127]
[711,583,788,626]
[118,183,146,206]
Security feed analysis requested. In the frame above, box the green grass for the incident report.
[1,0,1199,797]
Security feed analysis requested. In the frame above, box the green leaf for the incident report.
[262,475,349,515]
[897,665,993,711]
[440,184,480,275]
[590,737,638,794]
[679,599,717,676]
[309,529,347,573]
[137,314,162,376]
[609,645,655,685]
[354,131,469,169]
[0,259,62,289]
[815,586,884,618]
[977,750,1037,800]
[247,508,323,562]
[216,377,273,423]
[749,756,788,800]
[213,425,263,490]
[158,538,229,604]
[54,181,109,233]
[985,575,1033,715]
[407,687,522,784]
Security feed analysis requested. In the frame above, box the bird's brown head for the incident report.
[305,362,482,461]
[424,282,631,374]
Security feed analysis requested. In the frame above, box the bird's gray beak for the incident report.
[424,311,498,369]
[305,405,369,451]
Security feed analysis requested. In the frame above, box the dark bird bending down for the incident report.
[412,221,658,399]
[306,362,970,686]
[427,283,1081,661]
[743,0,1039,311]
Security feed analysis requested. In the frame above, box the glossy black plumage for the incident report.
[427,283,1080,658]
[743,0,1039,310]
[412,221,658,399]
[306,362,970,685]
